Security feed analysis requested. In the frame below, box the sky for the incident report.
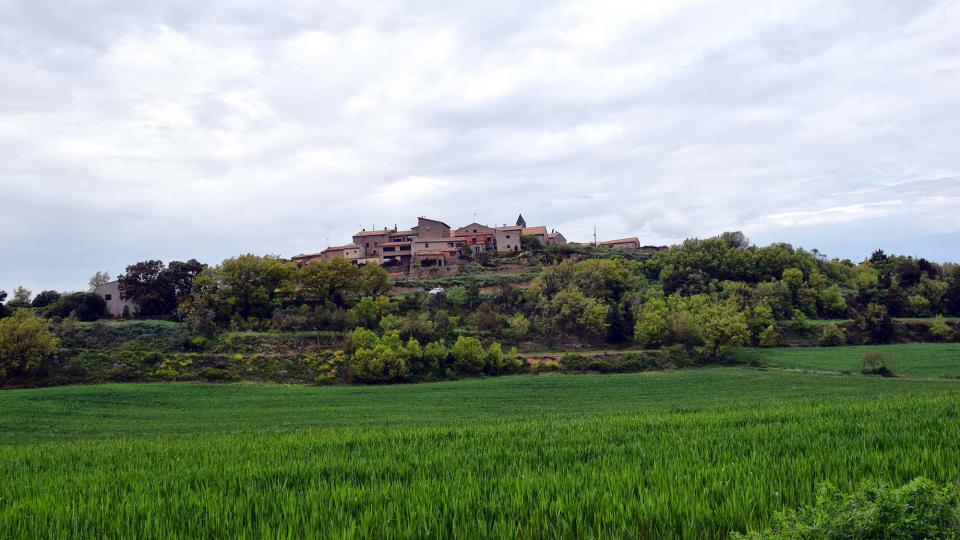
[1,0,959,293]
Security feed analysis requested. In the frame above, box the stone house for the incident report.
[599,237,641,251]
[495,225,523,252]
[93,281,139,318]
[454,222,497,253]
[546,230,567,245]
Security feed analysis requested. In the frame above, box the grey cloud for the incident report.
[2,0,959,293]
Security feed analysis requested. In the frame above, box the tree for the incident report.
[358,264,391,297]
[45,292,108,321]
[88,271,111,291]
[451,336,487,374]
[856,303,895,344]
[700,301,750,359]
[484,342,506,374]
[423,340,448,372]
[546,288,610,341]
[445,286,469,309]
[350,344,408,383]
[521,234,543,251]
[164,259,206,304]
[469,301,501,335]
[758,324,783,348]
[820,284,847,316]
[187,255,296,323]
[719,231,750,249]
[348,296,380,329]
[782,268,804,291]
[0,310,59,380]
[31,290,61,308]
[634,297,668,348]
[818,324,846,347]
[930,315,953,342]
[118,260,169,316]
[0,291,8,319]
[6,286,32,308]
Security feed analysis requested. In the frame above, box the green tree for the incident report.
[781,268,804,291]
[505,313,530,340]
[31,290,61,308]
[348,296,380,329]
[549,288,609,342]
[634,297,669,348]
[6,286,32,308]
[789,310,811,332]
[758,324,783,348]
[908,294,932,317]
[818,324,846,347]
[445,286,469,309]
[521,235,543,251]
[347,327,380,353]
[451,336,486,374]
[188,255,296,323]
[350,344,408,383]
[820,284,847,316]
[88,270,111,291]
[358,264,392,297]
[0,310,59,379]
[423,340,448,372]
[469,301,501,335]
[45,292,108,321]
[700,301,750,359]
[930,315,953,342]
[485,342,505,374]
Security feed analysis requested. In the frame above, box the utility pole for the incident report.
[593,225,597,246]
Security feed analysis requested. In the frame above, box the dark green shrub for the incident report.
[861,350,897,377]
[817,324,846,347]
[735,477,960,539]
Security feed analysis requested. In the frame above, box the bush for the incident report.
[735,477,960,539]
[450,336,486,374]
[0,310,59,380]
[758,324,783,348]
[45,292,109,321]
[930,315,953,342]
[861,350,897,377]
[817,324,846,347]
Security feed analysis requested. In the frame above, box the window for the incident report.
[506,234,511,239]
[104,294,112,301]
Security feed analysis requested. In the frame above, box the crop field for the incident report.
[741,343,960,378]
[3,367,960,538]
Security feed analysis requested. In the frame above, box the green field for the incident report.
[3,367,960,538]
[742,343,960,378]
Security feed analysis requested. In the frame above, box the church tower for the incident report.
[516,213,526,228]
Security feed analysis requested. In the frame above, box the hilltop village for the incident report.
[292,214,666,274]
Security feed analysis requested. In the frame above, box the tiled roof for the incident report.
[353,229,395,237]
[522,226,547,236]
[600,237,640,245]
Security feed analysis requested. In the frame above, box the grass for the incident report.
[741,343,960,378]
[3,368,960,538]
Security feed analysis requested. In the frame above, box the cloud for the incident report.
[1,0,960,292]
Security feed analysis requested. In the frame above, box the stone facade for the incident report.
[93,281,139,318]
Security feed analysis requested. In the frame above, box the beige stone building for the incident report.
[93,281,139,318]
[352,228,395,258]
[495,225,523,252]
[599,237,641,251]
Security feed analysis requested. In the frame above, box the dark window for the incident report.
[104,294,112,301]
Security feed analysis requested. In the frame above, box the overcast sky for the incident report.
[2,0,959,293]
